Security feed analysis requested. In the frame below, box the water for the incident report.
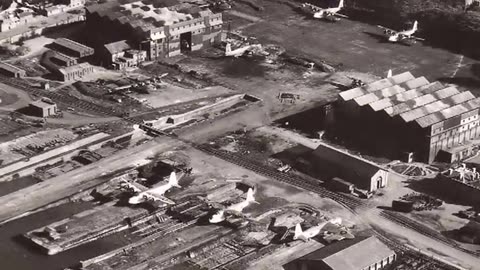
[0,176,40,197]
[0,201,134,270]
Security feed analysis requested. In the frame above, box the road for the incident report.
[241,3,479,93]
[0,136,177,223]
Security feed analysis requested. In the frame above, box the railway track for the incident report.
[194,144,364,211]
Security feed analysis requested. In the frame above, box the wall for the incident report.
[0,132,110,181]
[417,174,480,207]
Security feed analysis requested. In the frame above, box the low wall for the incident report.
[0,132,110,181]
[414,175,480,208]
[151,94,251,129]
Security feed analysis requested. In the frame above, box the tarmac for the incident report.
[241,4,478,92]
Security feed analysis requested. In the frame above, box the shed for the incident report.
[0,62,26,78]
[29,100,57,117]
[310,144,390,192]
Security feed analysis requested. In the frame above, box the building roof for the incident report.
[104,40,131,55]
[0,62,25,73]
[385,86,460,116]
[353,85,405,106]
[51,51,77,64]
[399,91,475,122]
[369,82,444,112]
[30,100,56,108]
[416,97,480,128]
[53,38,94,55]
[86,0,214,34]
[299,236,395,270]
[339,72,415,101]
[311,143,386,189]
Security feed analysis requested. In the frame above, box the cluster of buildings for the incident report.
[0,0,85,32]
[85,0,224,63]
[332,71,480,164]
[41,38,94,82]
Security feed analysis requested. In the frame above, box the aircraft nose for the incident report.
[128,197,139,204]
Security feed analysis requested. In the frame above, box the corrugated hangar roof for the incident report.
[416,97,480,128]
[369,82,443,111]
[399,76,429,90]
[385,86,459,116]
[339,72,415,101]
[399,91,475,122]
[353,85,406,106]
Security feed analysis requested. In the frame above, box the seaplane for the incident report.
[293,217,355,242]
[119,171,181,205]
[377,21,424,44]
[209,188,259,223]
[301,0,347,22]
[225,42,262,57]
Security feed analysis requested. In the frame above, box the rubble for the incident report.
[400,192,443,211]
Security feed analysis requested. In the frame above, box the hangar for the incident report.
[332,72,480,163]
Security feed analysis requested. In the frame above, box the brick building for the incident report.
[333,72,480,163]
[85,0,223,60]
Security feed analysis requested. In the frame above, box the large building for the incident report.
[284,236,396,270]
[85,0,223,60]
[333,72,480,164]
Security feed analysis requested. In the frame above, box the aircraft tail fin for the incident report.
[412,21,418,31]
[387,69,392,78]
[246,188,258,204]
[338,0,344,8]
[293,224,303,240]
[168,171,181,188]
[225,43,232,54]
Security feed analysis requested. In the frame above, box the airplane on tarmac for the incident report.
[301,0,347,22]
[209,188,259,223]
[293,217,355,242]
[119,171,181,205]
[377,21,424,43]
[225,42,262,57]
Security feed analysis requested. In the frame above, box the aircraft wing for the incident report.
[412,36,425,41]
[224,209,247,218]
[377,25,397,35]
[120,181,146,193]
[147,194,176,205]
[334,13,348,18]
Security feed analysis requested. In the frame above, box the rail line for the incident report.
[380,210,480,258]
[194,144,364,211]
